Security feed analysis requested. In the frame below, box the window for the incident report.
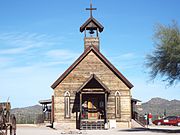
[64,91,70,118]
[115,91,121,118]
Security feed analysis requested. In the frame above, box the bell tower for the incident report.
[80,1,104,51]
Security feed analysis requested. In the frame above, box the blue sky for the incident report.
[0,0,180,108]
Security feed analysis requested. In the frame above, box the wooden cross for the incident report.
[86,0,97,17]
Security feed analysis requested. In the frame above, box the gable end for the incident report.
[51,46,133,89]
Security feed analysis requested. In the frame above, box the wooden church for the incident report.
[51,2,134,129]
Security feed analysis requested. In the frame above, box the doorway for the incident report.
[81,94,105,120]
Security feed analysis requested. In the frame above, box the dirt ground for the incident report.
[10,124,180,135]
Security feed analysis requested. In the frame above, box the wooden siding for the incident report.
[53,50,131,124]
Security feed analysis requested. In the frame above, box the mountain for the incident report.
[10,97,180,124]
[11,105,42,114]
[11,105,43,124]
[138,97,180,117]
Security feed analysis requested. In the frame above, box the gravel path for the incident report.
[14,125,180,135]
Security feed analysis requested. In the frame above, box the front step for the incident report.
[81,120,104,130]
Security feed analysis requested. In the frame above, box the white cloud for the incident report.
[112,52,136,60]
[0,57,14,68]
[38,49,80,67]
[0,32,64,48]
[46,49,79,60]
[0,57,12,62]
[105,52,143,71]
[0,45,33,55]
[121,53,135,59]
[40,61,74,67]
[0,31,72,68]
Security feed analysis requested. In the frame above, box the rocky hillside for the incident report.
[139,97,180,116]
[11,105,43,124]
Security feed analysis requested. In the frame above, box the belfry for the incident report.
[51,1,134,129]
[80,1,103,51]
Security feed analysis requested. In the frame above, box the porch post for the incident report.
[105,92,107,123]
[80,92,82,129]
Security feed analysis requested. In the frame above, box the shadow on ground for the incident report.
[46,124,56,129]
[120,128,180,134]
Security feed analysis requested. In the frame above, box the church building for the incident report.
[51,2,134,129]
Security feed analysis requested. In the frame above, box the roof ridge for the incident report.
[80,17,104,33]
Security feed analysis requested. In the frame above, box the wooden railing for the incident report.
[133,111,147,127]
[80,119,104,130]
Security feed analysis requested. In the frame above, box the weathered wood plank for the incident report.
[53,51,132,128]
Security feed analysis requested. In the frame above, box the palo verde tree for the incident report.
[146,21,180,85]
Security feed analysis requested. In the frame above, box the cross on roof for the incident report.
[86,0,97,17]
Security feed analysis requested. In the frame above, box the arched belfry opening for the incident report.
[80,1,104,51]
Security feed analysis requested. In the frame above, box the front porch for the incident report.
[79,93,107,130]
[77,74,109,130]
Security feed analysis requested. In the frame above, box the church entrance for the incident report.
[81,94,105,120]
[80,93,106,130]
[76,74,109,129]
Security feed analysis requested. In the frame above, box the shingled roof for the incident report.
[51,46,133,89]
[80,17,104,33]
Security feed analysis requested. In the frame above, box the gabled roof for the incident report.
[51,46,133,89]
[131,98,141,103]
[77,74,110,93]
[80,17,104,33]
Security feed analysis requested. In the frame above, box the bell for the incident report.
[89,29,94,34]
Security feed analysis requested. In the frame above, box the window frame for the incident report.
[115,91,121,118]
[64,91,71,118]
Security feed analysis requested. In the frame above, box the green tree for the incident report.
[146,21,180,85]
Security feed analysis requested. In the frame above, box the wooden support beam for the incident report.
[105,93,107,123]
[80,93,82,129]
[51,95,54,124]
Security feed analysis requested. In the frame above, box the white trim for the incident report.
[115,91,121,96]
[64,91,70,97]
[64,91,70,118]
[115,91,121,118]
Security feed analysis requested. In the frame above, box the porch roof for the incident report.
[77,74,110,93]
[39,99,52,105]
